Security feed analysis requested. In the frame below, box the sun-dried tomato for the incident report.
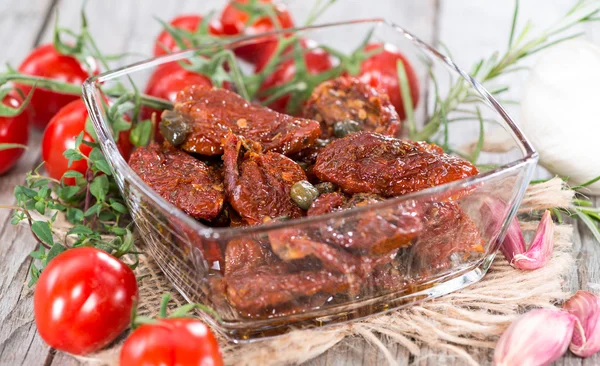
[313,132,479,197]
[222,133,306,225]
[128,142,224,221]
[166,85,321,155]
[303,76,400,139]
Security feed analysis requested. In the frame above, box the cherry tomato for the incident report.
[17,44,96,129]
[42,99,132,185]
[141,62,213,140]
[34,247,138,355]
[257,38,332,113]
[0,92,30,175]
[358,43,420,120]
[220,0,294,64]
[120,318,223,366]
[153,14,224,57]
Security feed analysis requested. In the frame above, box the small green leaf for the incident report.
[63,149,84,167]
[89,147,104,162]
[30,246,46,260]
[34,200,46,215]
[93,159,112,175]
[130,120,153,147]
[28,264,40,287]
[74,131,84,149]
[31,221,54,246]
[90,175,109,201]
[30,179,50,189]
[44,243,67,265]
[58,185,82,200]
[67,224,94,236]
[63,170,84,179]
[111,226,127,235]
[110,201,128,214]
[84,202,103,217]
[14,185,37,200]
[66,207,84,224]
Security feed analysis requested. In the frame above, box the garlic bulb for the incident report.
[520,39,600,194]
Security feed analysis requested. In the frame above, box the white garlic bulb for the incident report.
[520,38,600,194]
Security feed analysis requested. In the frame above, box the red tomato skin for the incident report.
[153,15,224,57]
[358,43,420,120]
[141,63,213,141]
[0,92,30,175]
[257,38,332,113]
[17,44,94,129]
[34,247,138,355]
[42,99,131,185]
[120,318,223,366]
[220,0,294,64]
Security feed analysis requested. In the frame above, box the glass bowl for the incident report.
[83,19,538,342]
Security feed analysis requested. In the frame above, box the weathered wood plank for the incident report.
[0,2,58,365]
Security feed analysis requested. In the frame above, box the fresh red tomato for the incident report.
[141,62,213,140]
[0,92,30,175]
[42,99,131,185]
[120,318,223,366]
[17,44,96,129]
[257,38,332,113]
[358,43,420,120]
[220,0,294,64]
[34,247,138,355]
[153,14,224,57]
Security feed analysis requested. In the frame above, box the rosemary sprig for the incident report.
[415,0,600,142]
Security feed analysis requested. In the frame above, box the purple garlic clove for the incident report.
[511,210,554,270]
[494,308,577,366]
[563,291,600,358]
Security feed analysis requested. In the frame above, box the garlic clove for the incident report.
[480,198,526,259]
[512,210,554,270]
[563,291,600,358]
[494,309,577,366]
[500,215,527,264]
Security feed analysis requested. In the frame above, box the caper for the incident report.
[333,119,362,138]
[314,182,337,194]
[159,110,190,146]
[290,180,320,210]
[315,138,331,147]
[297,162,310,172]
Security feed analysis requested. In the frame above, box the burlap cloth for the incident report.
[73,177,575,366]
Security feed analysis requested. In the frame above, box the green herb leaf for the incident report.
[90,175,109,201]
[44,243,67,266]
[31,221,54,246]
[110,201,128,214]
[130,119,153,147]
[94,159,112,175]
[58,185,81,200]
[68,224,94,236]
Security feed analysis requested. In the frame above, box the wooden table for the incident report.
[0,0,598,365]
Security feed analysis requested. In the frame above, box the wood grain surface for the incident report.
[0,1,598,365]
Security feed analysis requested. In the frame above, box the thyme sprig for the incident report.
[10,136,139,286]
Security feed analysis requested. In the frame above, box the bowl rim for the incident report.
[82,18,539,239]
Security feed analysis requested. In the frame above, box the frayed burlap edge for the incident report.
[76,177,575,366]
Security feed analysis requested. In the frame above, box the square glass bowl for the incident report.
[83,19,538,341]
